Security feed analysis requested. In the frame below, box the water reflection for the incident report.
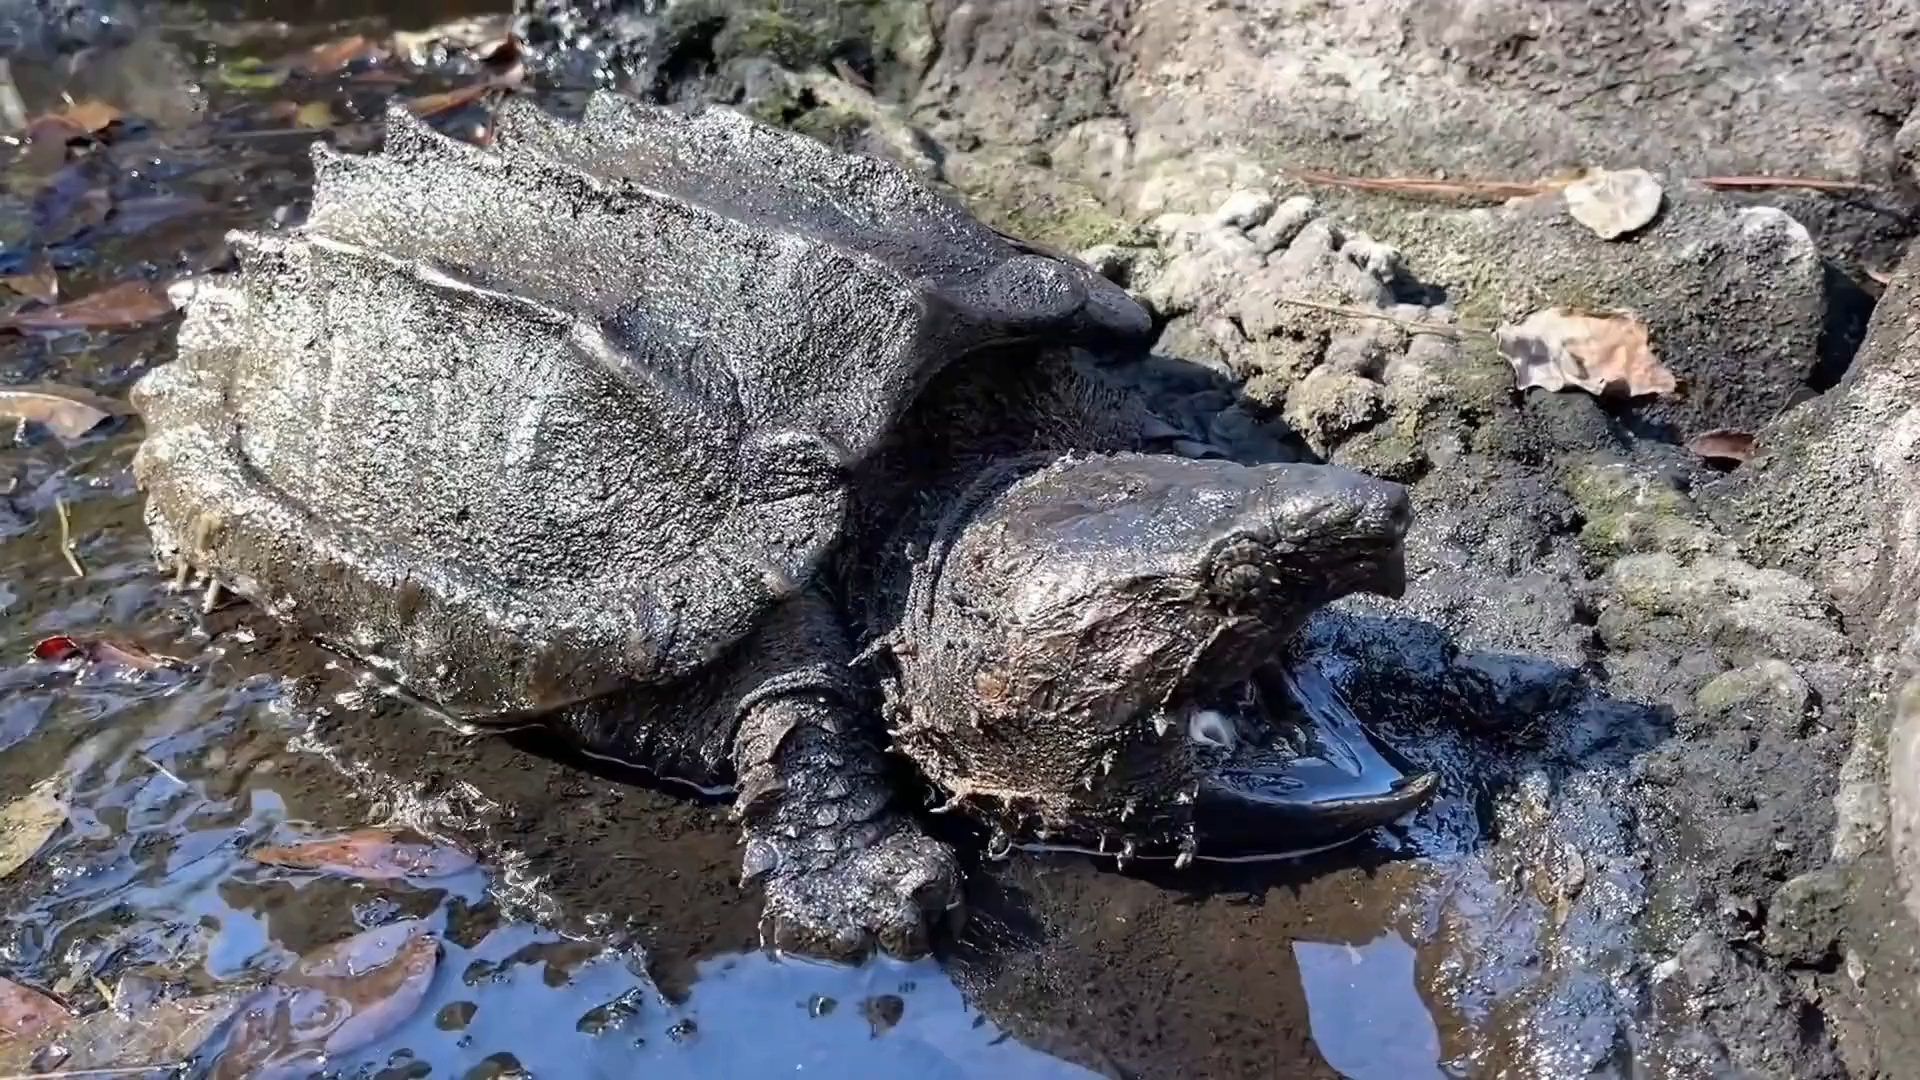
[1294,932,1447,1080]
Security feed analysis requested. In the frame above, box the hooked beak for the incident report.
[1188,662,1437,859]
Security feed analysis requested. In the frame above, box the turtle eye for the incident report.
[737,428,848,503]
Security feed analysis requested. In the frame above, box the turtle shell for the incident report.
[131,93,1149,719]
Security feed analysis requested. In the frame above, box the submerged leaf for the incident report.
[4,280,174,331]
[292,101,334,129]
[208,921,439,1080]
[52,989,244,1070]
[0,777,66,879]
[1,257,57,303]
[287,35,384,75]
[215,60,289,91]
[253,829,476,880]
[0,383,131,439]
[1497,308,1676,398]
[1688,429,1756,464]
[24,99,121,144]
[0,972,67,1037]
[30,635,181,672]
[407,81,493,119]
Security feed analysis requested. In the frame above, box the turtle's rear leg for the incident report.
[733,688,961,960]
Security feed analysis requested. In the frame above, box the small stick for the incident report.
[1697,175,1876,193]
[55,496,84,578]
[1272,296,1472,338]
[137,751,184,788]
[0,1066,184,1080]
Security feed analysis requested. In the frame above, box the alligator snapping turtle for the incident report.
[131,92,1437,957]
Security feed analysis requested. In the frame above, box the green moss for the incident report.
[1564,461,1729,559]
[727,8,824,68]
[790,105,870,149]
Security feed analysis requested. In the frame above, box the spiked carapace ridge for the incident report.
[133,93,1148,723]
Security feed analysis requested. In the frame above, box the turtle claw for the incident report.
[753,824,962,963]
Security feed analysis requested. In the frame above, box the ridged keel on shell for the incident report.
[130,96,1142,721]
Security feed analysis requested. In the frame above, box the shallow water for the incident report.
[0,5,1509,1077]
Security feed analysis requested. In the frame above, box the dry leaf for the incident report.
[0,384,131,439]
[1,258,57,303]
[1867,267,1894,286]
[0,777,66,880]
[207,921,439,1080]
[4,280,174,331]
[1497,308,1676,398]
[253,829,476,880]
[31,635,183,672]
[0,976,68,1057]
[293,101,334,129]
[1688,429,1756,464]
[1563,168,1663,240]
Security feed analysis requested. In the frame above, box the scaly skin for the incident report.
[733,692,959,959]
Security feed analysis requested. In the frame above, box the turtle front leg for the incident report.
[731,685,962,961]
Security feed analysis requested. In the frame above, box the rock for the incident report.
[1561,461,1730,560]
[1248,196,1316,255]
[1016,0,1917,267]
[1765,868,1848,968]
[1077,243,1160,289]
[1211,189,1275,230]
[1607,554,1849,663]
[1283,367,1383,452]
[1562,168,1664,240]
[1896,107,1920,181]
[1695,660,1816,736]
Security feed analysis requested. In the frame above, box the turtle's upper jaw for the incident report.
[895,453,1436,857]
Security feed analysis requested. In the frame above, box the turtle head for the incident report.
[892,454,1436,861]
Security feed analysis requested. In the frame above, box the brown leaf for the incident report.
[208,921,439,1080]
[0,977,68,1047]
[0,777,66,880]
[1867,267,1894,286]
[31,635,181,672]
[1697,175,1875,193]
[1497,308,1676,399]
[1688,429,1757,464]
[0,383,131,439]
[3,280,173,331]
[1,257,57,303]
[253,829,476,880]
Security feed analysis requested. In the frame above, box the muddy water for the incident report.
[0,6,1495,1078]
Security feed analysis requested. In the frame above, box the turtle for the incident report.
[130,92,1438,959]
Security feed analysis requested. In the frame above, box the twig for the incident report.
[1286,168,1556,201]
[1271,296,1472,338]
[137,751,185,788]
[0,1066,183,1079]
[55,496,84,578]
[1697,175,1877,193]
